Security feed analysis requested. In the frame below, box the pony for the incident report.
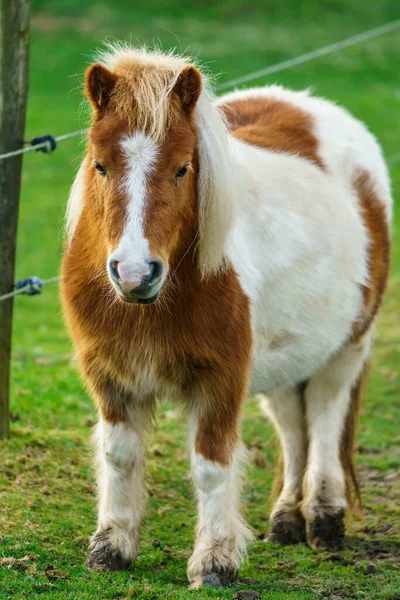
[61,44,391,588]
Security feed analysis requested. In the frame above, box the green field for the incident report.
[1,1,400,598]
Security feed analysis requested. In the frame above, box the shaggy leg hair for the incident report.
[87,404,153,570]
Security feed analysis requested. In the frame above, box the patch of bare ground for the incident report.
[345,463,400,566]
[359,464,400,509]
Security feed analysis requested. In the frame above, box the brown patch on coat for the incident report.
[220,96,324,170]
[351,170,390,340]
[269,330,296,351]
[144,112,198,265]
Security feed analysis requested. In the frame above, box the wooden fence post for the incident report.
[0,0,30,438]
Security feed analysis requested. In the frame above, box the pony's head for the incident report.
[68,46,235,304]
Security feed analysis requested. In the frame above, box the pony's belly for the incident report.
[248,285,362,394]
[249,338,330,394]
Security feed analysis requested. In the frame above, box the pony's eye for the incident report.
[94,160,107,177]
[175,162,190,179]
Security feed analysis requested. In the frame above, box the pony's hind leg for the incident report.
[187,390,252,589]
[302,332,372,550]
[258,387,307,544]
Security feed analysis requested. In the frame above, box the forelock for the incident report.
[95,44,193,142]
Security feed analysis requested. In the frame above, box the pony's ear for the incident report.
[174,66,202,113]
[85,63,117,114]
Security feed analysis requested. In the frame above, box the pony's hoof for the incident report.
[306,507,345,551]
[203,572,225,588]
[189,567,238,589]
[86,547,131,571]
[266,509,306,545]
[204,568,237,588]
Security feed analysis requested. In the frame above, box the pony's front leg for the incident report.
[87,415,147,570]
[188,392,252,589]
[84,369,153,570]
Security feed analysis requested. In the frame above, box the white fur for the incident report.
[228,141,367,392]
[108,132,158,268]
[188,444,252,586]
[90,417,147,561]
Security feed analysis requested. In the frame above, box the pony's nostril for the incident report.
[143,260,163,286]
[109,260,120,282]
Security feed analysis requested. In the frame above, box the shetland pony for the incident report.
[61,45,391,588]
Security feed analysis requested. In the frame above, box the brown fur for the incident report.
[352,170,391,340]
[62,62,252,466]
[85,64,117,114]
[62,239,251,464]
[220,96,324,170]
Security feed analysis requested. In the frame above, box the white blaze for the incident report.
[109,131,158,265]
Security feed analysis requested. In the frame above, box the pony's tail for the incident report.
[340,362,369,513]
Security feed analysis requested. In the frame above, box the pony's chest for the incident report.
[117,339,214,401]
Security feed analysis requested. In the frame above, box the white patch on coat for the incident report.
[187,442,253,584]
[226,137,369,392]
[108,132,158,266]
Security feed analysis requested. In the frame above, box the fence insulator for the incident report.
[29,135,57,154]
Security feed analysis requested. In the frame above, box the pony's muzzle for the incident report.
[108,258,163,303]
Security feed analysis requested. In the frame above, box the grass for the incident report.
[1,1,400,598]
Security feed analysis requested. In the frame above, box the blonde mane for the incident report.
[67,44,237,275]
[97,44,188,142]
